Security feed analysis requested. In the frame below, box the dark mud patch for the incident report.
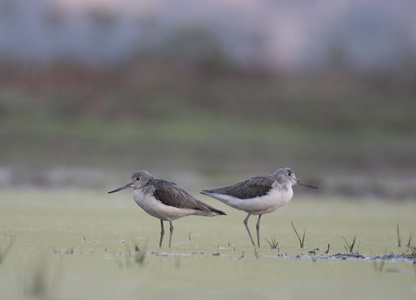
[278,252,416,263]
[128,249,416,263]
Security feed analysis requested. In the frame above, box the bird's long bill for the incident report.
[296,180,318,189]
[108,183,131,194]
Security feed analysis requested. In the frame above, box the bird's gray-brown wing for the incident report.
[151,179,225,215]
[203,176,275,200]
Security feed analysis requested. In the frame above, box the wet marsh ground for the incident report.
[1,189,415,300]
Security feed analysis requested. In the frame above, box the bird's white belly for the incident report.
[210,188,293,215]
[133,190,195,221]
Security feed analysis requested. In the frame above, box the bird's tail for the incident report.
[195,198,226,216]
[210,206,226,216]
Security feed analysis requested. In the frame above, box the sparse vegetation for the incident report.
[397,224,402,247]
[265,235,279,250]
[133,245,147,266]
[114,244,147,268]
[291,221,306,248]
[24,265,49,299]
[373,259,385,272]
[406,232,413,248]
[0,238,14,264]
[396,224,414,249]
[343,234,358,253]
[253,246,260,259]
[23,260,61,300]
[403,246,416,257]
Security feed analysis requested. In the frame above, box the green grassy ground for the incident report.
[1,189,415,299]
[1,72,416,199]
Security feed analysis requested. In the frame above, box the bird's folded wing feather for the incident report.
[152,180,202,209]
[206,176,274,199]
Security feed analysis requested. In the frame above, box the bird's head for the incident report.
[108,170,153,193]
[272,168,317,189]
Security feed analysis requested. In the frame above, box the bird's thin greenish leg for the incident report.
[244,213,255,246]
[159,220,164,247]
[168,221,174,248]
[256,214,262,247]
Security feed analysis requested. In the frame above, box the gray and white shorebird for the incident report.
[201,168,317,247]
[108,170,226,247]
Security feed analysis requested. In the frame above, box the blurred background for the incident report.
[0,0,415,200]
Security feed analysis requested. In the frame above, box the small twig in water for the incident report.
[324,244,330,254]
[238,251,245,260]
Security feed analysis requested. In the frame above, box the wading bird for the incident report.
[201,168,317,247]
[108,170,226,247]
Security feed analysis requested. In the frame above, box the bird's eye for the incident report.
[136,177,140,181]
[287,172,292,176]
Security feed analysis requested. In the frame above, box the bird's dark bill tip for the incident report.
[297,180,318,189]
[108,183,131,194]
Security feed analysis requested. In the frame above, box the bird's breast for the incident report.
[208,186,293,215]
[132,189,195,221]
[243,187,292,214]
[133,189,159,213]
[266,187,293,207]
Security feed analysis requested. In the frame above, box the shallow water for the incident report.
[0,190,415,299]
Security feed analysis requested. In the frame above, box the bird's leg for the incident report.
[256,214,263,247]
[244,213,255,246]
[159,220,164,247]
[168,221,174,248]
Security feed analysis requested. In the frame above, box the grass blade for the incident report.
[343,234,358,253]
[0,238,15,264]
[291,221,306,248]
[397,224,401,247]
[264,235,279,249]
[406,232,413,248]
